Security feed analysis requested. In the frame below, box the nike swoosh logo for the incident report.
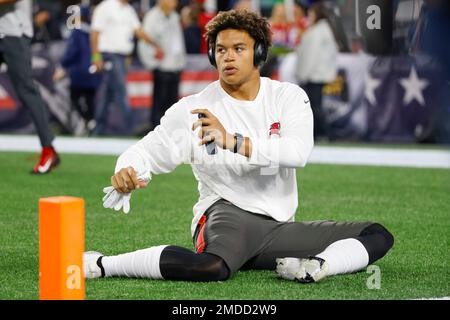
[37,158,52,173]
[304,100,310,104]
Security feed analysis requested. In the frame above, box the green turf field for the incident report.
[0,151,449,300]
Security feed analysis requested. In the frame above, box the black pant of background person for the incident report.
[0,36,59,174]
[150,69,181,130]
[70,86,97,131]
[303,82,330,140]
[0,36,54,147]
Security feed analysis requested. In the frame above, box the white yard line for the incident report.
[309,146,450,169]
[414,296,450,300]
[1,134,449,169]
[0,134,133,155]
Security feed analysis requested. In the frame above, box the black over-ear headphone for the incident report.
[207,40,268,68]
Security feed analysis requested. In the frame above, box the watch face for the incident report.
[234,133,243,153]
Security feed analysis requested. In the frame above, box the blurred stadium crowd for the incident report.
[0,0,449,145]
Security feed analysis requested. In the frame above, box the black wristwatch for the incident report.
[233,133,244,153]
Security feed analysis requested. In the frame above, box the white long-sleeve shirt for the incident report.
[296,19,338,84]
[115,77,314,236]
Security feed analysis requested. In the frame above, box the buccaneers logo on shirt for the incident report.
[269,122,280,136]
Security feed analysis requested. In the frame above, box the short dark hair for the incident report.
[204,10,272,49]
[309,2,329,23]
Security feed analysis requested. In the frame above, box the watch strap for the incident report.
[233,133,243,153]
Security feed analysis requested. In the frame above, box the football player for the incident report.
[85,10,394,284]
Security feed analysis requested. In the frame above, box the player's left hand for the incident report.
[191,109,234,150]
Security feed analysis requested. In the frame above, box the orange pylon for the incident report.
[39,196,85,300]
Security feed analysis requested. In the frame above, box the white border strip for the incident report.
[0,134,449,169]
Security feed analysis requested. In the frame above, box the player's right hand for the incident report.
[111,167,149,194]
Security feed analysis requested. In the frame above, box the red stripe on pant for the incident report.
[196,215,207,253]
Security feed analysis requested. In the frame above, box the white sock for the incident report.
[316,238,369,276]
[101,245,168,279]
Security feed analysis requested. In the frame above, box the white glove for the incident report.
[102,186,132,214]
[102,174,150,214]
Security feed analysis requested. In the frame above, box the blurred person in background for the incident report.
[197,0,215,54]
[181,0,201,54]
[409,0,450,143]
[90,0,163,135]
[288,1,308,47]
[0,0,60,174]
[296,1,338,141]
[410,0,450,81]
[261,1,292,77]
[138,0,186,134]
[53,4,102,134]
[269,2,291,49]
[32,0,64,43]
[259,0,275,17]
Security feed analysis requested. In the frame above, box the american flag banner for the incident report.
[321,53,450,143]
[126,69,217,109]
[364,55,450,143]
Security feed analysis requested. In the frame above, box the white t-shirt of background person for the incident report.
[0,0,33,38]
[91,0,140,55]
[115,77,314,237]
[138,6,186,71]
